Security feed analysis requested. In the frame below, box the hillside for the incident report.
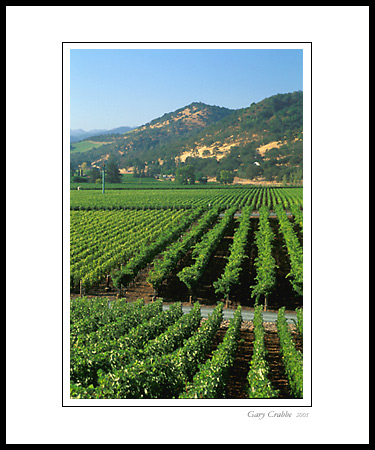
[70,91,303,184]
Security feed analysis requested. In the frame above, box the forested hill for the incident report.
[70,91,303,184]
[70,102,234,161]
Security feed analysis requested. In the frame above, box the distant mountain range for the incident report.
[70,91,303,184]
[70,126,135,143]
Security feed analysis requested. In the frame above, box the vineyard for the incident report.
[70,186,304,399]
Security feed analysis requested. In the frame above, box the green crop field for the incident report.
[70,140,113,154]
[69,185,304,399]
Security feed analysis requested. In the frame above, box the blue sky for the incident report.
[70,48,303,131]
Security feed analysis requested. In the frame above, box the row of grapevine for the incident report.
[177,207,237,296]
[70,208,195,290]
[71,298,146,345]
[290,203,303,233]
[109,208,205,291]
[71,299,169,386]
[70,186,303,211]
[213,206,252,301]
[71,302,224,398]
[70,186,303,295]
[70,209,157,264]
[247,305,279,398]
[251,205,278,309]
[269,187,303,209]
[146,206,221,294]
[179,306,242,398]
[277,307,303,398]
[70,205,302,307]
[275,204,303,296]
[70,299,303,399]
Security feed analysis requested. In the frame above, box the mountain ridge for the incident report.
[70,91,303,184]
[70,125,135,143]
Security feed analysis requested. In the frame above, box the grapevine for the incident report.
[247,305,279,398]
[213,206,251,301]
[275,203,303,296]
[277,307,303,398]
[251,204,278,309]
[177,207,237,297]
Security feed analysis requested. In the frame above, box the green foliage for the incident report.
[111,208,203,289]
[70,296,304,399]
[217,169,235,184]
[180,306,242,398]
[275,204,303,296]
[70,209,194,291]
[71,299,165,386]
[72,175,88,183]
[147,207,220,292]
[247,305,279,398]
[251,205,277,302]
[88,167,101,183]
[213,206,251,298]
[140,302,201,360]
[177,207,236,293]
[175,164,196,185]
[296,307,303,336]
[70,188,302,294]
[290,203,303,233]
[277,307,303,398]
[104,155,122,183]
[70,184,304,400]
[70,302,224,399]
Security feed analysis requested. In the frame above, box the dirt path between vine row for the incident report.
[225,327,254,399]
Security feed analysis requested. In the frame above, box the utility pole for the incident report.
[102,163,105,194]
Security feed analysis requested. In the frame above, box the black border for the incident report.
[62,42,312,408]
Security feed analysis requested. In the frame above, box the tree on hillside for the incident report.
[238,164,263,180]
[88,167,101,183]
[132,157,146,178]
[70,162,78,178]
[105,156,122,183]
[217,169,234,184]
[175,164,196,185]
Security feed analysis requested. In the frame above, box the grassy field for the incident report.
[70,140,113,154]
